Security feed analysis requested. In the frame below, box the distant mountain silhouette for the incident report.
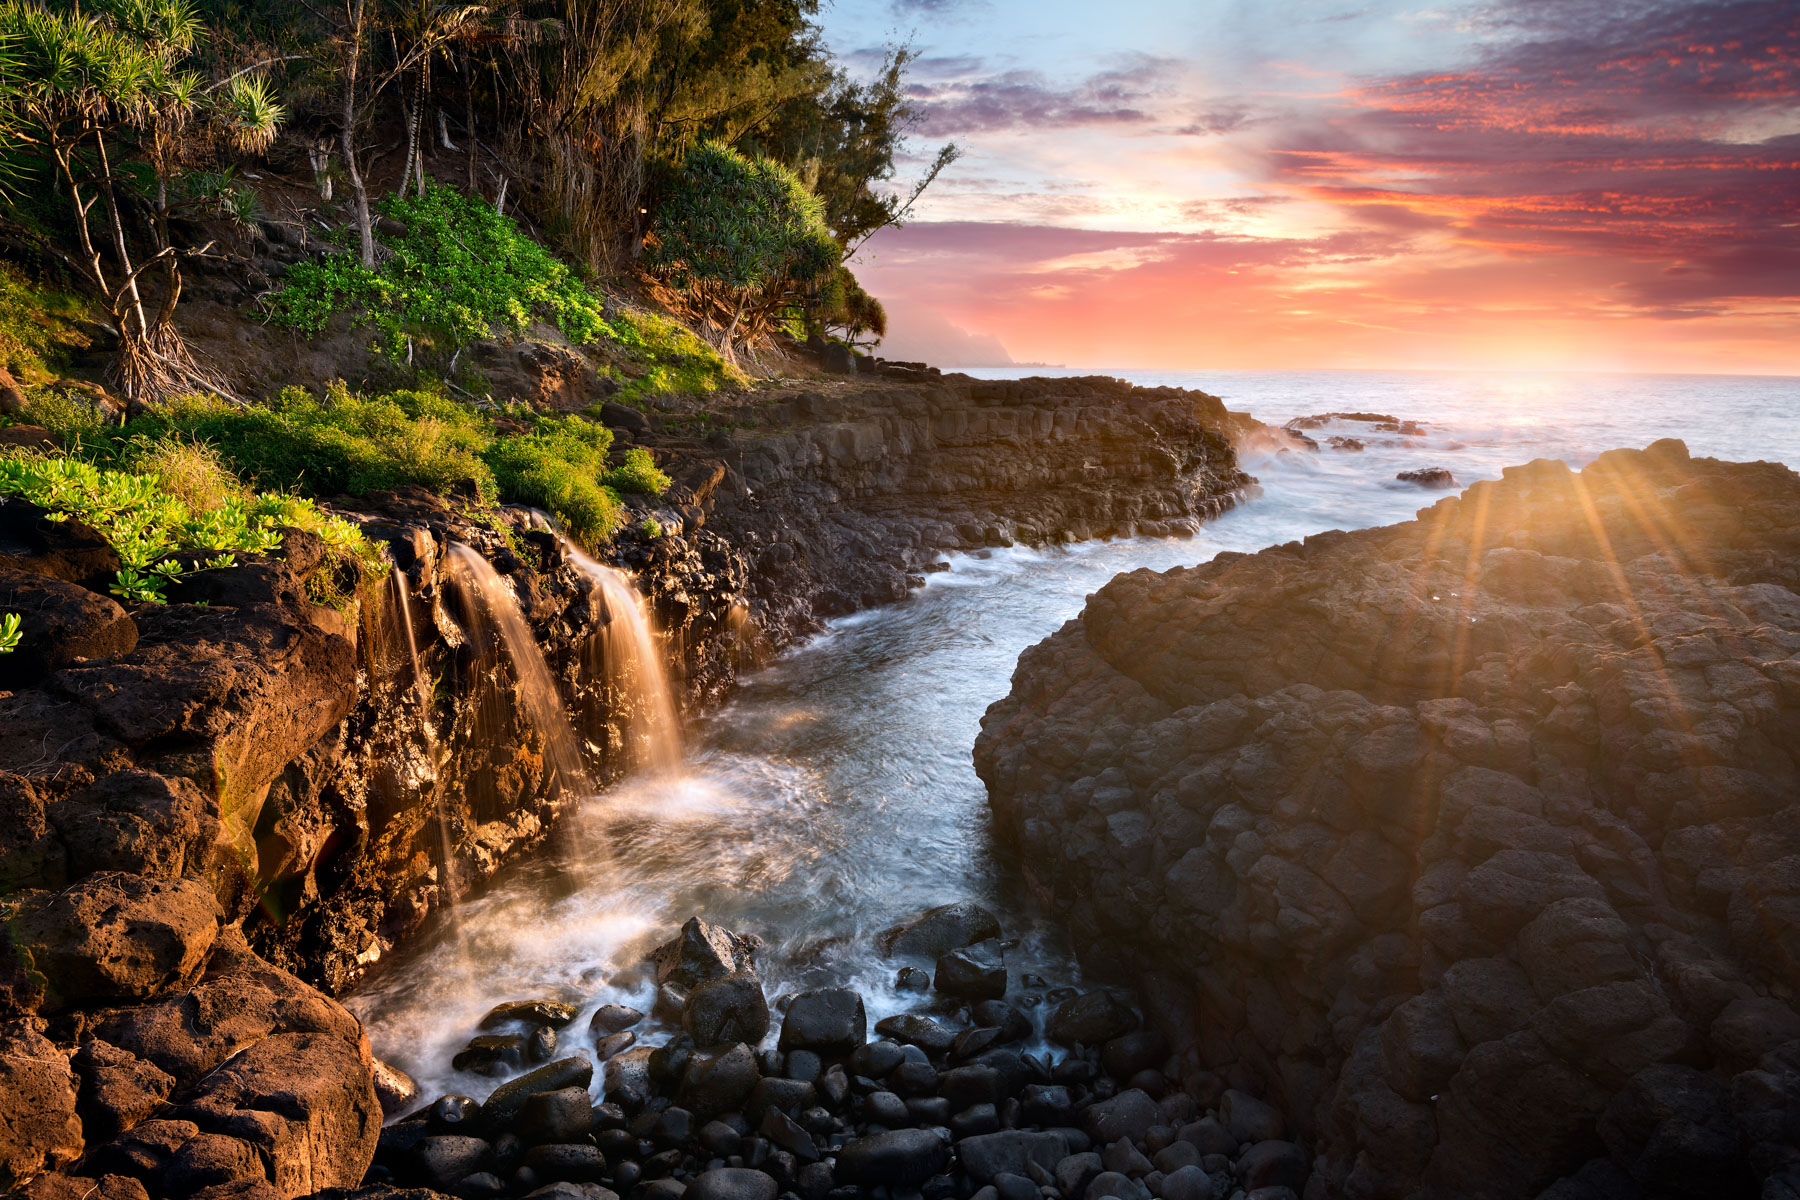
[877,305,1015,367]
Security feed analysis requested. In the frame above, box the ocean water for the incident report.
[348,368,1799,1104]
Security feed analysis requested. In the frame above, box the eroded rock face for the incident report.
[976,441,1800,1199]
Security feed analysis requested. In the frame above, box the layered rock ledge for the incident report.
[0,374,1250,1198]
[975,441,1800,1199]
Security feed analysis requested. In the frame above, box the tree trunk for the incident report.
[341,0,375,267]
[91,130,148,338]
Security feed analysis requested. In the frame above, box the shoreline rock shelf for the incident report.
[0,374,1254,1199]
[975,441,1800,1198]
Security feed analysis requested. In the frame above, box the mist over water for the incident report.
[349,368,1800,1104]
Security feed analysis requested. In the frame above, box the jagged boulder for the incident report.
[977,442,1800,1198]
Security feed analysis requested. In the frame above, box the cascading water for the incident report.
[443,544,591,795]
[561,539,684,772]
[389,571,461,929]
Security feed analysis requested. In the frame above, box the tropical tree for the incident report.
[0,0,284,404]
[643,138,837,363]
[817,264,884,347]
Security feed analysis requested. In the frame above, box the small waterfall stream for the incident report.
[443,544,591,796]
[390,571,460,925]
[562,538,684,772]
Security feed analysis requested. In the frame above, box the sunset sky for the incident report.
[818,0,1800,374]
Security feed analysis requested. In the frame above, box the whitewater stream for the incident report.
[349,368,1800,1104]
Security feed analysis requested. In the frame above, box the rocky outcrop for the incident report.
[975,441,1800,1199]
[1,372,1251,1196]
[680,375,1251,641]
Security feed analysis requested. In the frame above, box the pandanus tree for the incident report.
[643,138,838,365]
[0,0,283,405]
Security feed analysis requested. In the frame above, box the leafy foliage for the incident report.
[645,139,837,357]
[0,612,19,653]
[817,265,886,345]
[606,445,672,494]
[117,385,497,498]
[0,452,376,604]
[268,186,616,360]
[23,381,670,545]
[0,262,91,384]
[608,308,747,402]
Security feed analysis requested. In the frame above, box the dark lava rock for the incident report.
[594,1032,635,1060]
[686,1166,779,1200]
[897,967,932,992]
[373,1058,420,1117]
[849,1040,906,1079]
[957,1130,1071,1184]
[874,1014,957,1054]
[1159,1165,1214,1200]
[652,918,761,991]
[0,499,119,591]
[520,1143,608,1183]
[483,1058,594,1129]
[976,442,1800,1198]
[684,971,770,1046]
[0,568,136,684]
[778,989,866,1055]
[934,940,1006,1001]
[1047,992,1139,1047]
[481,1001,579,1030]
[1394,466,1457,488]
[746,1076,815,1121]
[1084,1090,1161,1145]
[680,1044,762,1119]
[454,1036,525,1074]
[524,1185,619,1200]
[836,1128,951,1185]
[11,872,221,1010]
[1222,1091,1284,1144]
[517,1089,595,1145]
[589,1006,644,1036]
[0,1020,84,1185]
[1102,1031,1168,1082]
[414,1135,493,1189]
[1238,1140,1308,1192]
[880,902,1004,959]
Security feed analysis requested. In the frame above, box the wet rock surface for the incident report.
[361,912,1297,1200]
[0,374,1253,1198]
[975,441,1800,1198]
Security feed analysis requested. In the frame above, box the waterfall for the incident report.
[443,544,591,796]
[390,570,462,928]
[561,539,684,772]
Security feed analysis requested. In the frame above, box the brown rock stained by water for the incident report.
[976,440,1800,1198]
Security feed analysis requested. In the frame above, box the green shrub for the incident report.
[0,612,20,653]
[606,309,746,401]
[45,381,662,546]
[15,389,110,443]
[482,414,620,542]
[0,453,380,604]
[267,186,617,360]
[605,445,671,495]
[118,385,496,499]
